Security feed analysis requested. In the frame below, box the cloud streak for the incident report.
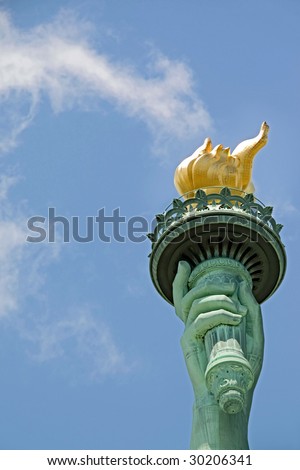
[0,9,212,154]
[0,178,131,380]
[0,8,209,379]
[18,305,132,381]
[0,171,133,381]
[0,175,32,316]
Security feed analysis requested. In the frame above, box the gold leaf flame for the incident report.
[174,122,269,198]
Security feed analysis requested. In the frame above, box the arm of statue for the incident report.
[173,261,264,450]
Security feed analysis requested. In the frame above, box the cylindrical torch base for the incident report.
[219,389,244,414]
[205,357,254,415]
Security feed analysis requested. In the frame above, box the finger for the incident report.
[187,294,245,326]
[192,310,242,338]
[182,282,236,321]
[173,261,191,321]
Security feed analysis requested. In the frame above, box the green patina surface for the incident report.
[147,187,283,247]
[173,258,263,449]
[148,187,286,450]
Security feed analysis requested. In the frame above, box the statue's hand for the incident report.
[173,262,247,402]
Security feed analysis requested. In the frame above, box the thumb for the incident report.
[238,280,260,323]
[173,261,191,322]
[238,280,252,308]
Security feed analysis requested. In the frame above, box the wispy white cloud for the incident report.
[18,305,133,380]
[0,206,132,380]
[0,9,212,154]
[0,171,58,319]
[0,172,19,199]
[0,174,132,380]
[0,8,206,378]
[0,219,24,314]
[0,174,60,316]
[0,174,29,316]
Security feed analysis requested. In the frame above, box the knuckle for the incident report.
[216,294,231,302]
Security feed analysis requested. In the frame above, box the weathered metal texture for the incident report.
[148,123,287,449]
[149,188,286,305]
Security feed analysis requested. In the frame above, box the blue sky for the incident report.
[0,0,299,450]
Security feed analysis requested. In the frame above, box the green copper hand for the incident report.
[173,260,264,449]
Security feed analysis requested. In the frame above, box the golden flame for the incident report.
[174,122,269,197]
